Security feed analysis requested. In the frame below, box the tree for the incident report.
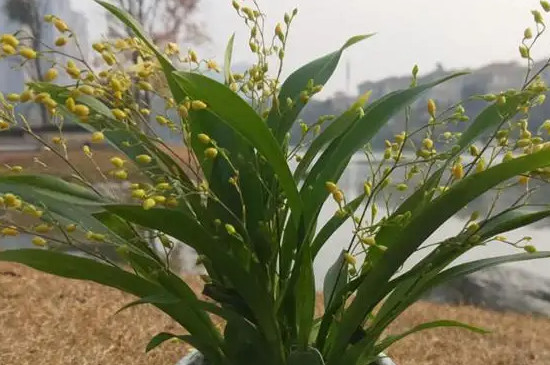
[4,0,49,125]
[107,0,206,45]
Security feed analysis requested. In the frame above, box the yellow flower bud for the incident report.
[1,34,19,47]
[138,81,153,91]
[189,50,198,63]
[197,133,211,144]
[225,224,236,235]
[2,44,16,55]
[10,166,23,173]
[191,100,208,110]
[20,47,37,59]
[519,45,529,59]
[1,226,19,236]
[140,108,151,116]
[343,252,356,265]
[136,154,152,164]
[156,182,171,191]
[102,51,116,66]
[332,190,344,203]
[4,193,21,208]
[452,163,464,180]
[32,236,47,247]
[524,27,533,39]
[422,138,434,149]
[55,36,68,47]
[543,0,550,12]
[325,181,338,193]
[91,131,105,143]
[142,198,156,210]
[66,224,77,233]
[51,136,63,144]
[156,115,169,125]
[35,224,53,233]
[131,189,147,199]
[66,66,81,79]
[361,235,376,246]
[73,104,90,117]
[396,183,408,191]
[532,9,545,24]
[516,139,532,148]
[524,245,537,253]
[427,99,436,118]
[469,145,480,156]
[6,93,20,102]
[113,170,128,180]
[204,147,218,159]
[110,157,124,168]
[165,197,178,207]
[78,85,95,95]
[178,105,189,119]
[363,182,372,196]
[44,68,58,81]
[111,108,127,120]
[152,195,166,204]
[476,158,486,173]
[0,120,10,130]
[206,60,220,72]
[54,18,69,32]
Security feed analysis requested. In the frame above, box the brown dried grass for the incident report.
[1,262,550,365]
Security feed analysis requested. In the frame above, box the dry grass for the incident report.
[1,262,550,365]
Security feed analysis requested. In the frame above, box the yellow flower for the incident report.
[204,147,218,159]
[73,104,90,117]
[361,235,376,246]
[343,252,356,265]
[32,236,47,247]
[142,198,156,210]
[20,90,33,102]
[191,100,207,110]
[332,190,344,203]
[1,34,19,47]
[111,108,127,121]
[102,51,116,66]
[156,116,169,125]
[197,133,211,144]
[4,193,21,208]
[178,105,189,119]
[44,68,58,81]
[65,224,77,233]
[136,154,152,164]
[54,18,69,32]
[156,182,171,191]
[1,226,19,236]
[452,163,464,180]
[2,44,16,55]
[131,189,146,199]
[422,138,434,149]
[110,157,124,168]
[82,145,92,156]
[65,97,76,112]
[206,60,220,72]
[325,181,338,193]
[0,119,9,130]
[10,165,23,173]
[78,85,95,95]
[152,195,166,204]
[55,37,68,47]
[6,93,20,102]
[427,99,436,118]
[113,170,128,180]
[91,131,105,143]
[35,224,53,233]
[20,47,37,59]
[66,66,81,79]
[225,224,236,235]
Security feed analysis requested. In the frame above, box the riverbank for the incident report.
[1,262,550,365]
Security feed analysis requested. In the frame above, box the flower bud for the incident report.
[35,224,53,233]
[91,131,105,143]
[0,120,10,130]
[136,154,152,164]
[1,33,19,47]
[110,157,124,168]
[2,44,16,55]
[524,245,537,253]
[156,115,169,125]
[275,23,284,41]
[422,138,434,149]
[232,0,240,10]
[54,18,69,32]
[524,27,533,39]
[204,147,218,159]
[10,165,23,173]
[469,145,480,156]
[54,36,67,47]
[66,224,77,233]
[532,10,544,24]
[332,190,344,203]
[7,93,20,102]
[114,170,128,180]
[519,45,529,59]
[74,104,90,117]
[197,133,211,144]
[1,226,19,236]
[156,182,171,191]
[44,68,58,81]
[31,236,47,247]
[396,183,408,191]
[111,108,127,121]
[452,163,464,180]
[325,181,338,193]
[191,100,207,110]
[225,224,236,235]
[542,0,550,12]
[19,47,36,59]
[142,198,156,210]
[427,99,436,118]
[361,235,376,246]
[343,252,356,265]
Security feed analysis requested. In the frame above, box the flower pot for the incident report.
[176,350,397,365]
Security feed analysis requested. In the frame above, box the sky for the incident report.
[74,0,550,99]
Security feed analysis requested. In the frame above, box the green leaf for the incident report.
[295,245,316,349]
[478,207,550,238]
[224,34,235,85]
[145,332,193,353]
[267,34,373,143]
[374,320,489,354]
[0,174,103,204]
[288,347,325,365]
[172,72,303,222]
[115,293,180,315]
[329,148,550,364]
[323,251,349,309]
[311,194,366,257]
